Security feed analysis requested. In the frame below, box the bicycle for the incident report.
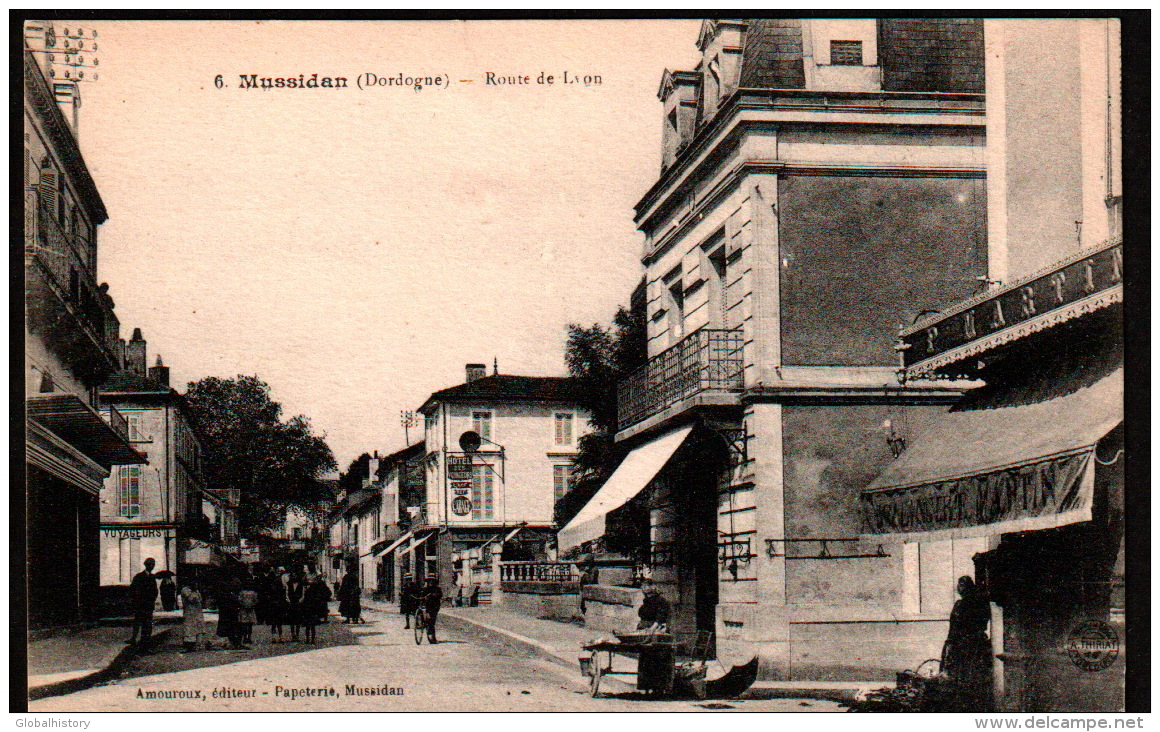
[413,605,428,645]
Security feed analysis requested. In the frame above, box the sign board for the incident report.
[447,455,473,480]
[451,496,472,516]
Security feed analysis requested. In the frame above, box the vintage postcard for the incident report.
[20,16,1139,715]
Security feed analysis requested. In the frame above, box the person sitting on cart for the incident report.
[635,583,673,697]
[422,576,444,644]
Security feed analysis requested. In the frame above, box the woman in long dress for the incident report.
[180,582,206,652]
[940,575,993,710]
[267,567,289,643]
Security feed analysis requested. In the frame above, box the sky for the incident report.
[70,19,704,469]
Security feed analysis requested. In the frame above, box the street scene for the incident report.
[21,17,1135,714]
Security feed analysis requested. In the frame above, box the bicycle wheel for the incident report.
[413,610,426,645]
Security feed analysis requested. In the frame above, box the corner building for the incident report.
[565,18,992,678]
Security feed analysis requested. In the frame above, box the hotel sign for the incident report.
[448,455,473,497]
[901,241,1123,376]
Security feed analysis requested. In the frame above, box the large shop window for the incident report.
[119,466,141,517]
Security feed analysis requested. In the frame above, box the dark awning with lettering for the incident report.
[860,369,1122,541]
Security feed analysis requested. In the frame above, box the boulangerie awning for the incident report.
[558,424,694,552]
[860,369,1122,541]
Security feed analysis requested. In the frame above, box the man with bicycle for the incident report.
[421,576,443,643]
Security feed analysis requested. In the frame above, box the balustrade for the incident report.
[616,327,744,429]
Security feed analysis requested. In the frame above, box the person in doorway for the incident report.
[303,571,331,643]
[126,558,159,646]
[400,575,420,629]
[940,575,993,710]
[422,576,444,643]
[634,584,674,697]
[159,574,178,612]
[180,581,206,652]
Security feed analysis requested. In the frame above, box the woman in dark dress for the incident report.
[400,576,420,629]
[286,568,307,642]
[338,570,362,624]
[941,575,993,710]
[267,567,289,643]
[302,572,331,643]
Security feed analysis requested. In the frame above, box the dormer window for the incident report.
[830,40,863,66]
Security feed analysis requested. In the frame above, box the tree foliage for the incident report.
[555,282,648,543]
[184,375,337,535]
[338,452,373,495]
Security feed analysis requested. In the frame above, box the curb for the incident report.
[28,628,174,701]
[437,611,636,695]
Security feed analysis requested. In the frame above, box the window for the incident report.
[554,413,574,446]
[471,464,495,521]
[553,464,576,503]
[830,40,863,66]
[118,466,141,517]
[472,411,492,441]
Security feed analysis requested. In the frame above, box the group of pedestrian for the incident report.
[167,562,333,652]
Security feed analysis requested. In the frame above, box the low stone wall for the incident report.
[498,584,581,622]
[582,584,642,633]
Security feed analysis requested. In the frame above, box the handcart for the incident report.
[579,631,713,699]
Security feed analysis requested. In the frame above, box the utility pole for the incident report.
[400,410,417,445]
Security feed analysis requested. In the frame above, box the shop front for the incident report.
[865,240,1125,712]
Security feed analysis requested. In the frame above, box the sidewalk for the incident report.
[362,599,887,702]
[27,612,182,700]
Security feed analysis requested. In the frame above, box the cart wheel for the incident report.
[589,665,602,698]
[915,658,941,678]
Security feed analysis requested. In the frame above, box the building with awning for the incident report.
[23,29,146,628]
[864,235,1125,712]
[587,18,1124,705]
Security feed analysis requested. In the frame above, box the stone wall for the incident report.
[582,584,642,633]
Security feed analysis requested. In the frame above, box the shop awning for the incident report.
[860,369,1122,541]
[399,530,434,557]
[27,393,147,467]
[559,424,694,551]
[373,530,413,558]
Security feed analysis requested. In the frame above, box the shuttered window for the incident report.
[471,465,494,521]
[119,466,141,517]
[553,464,576,503]
[554,413,574,445]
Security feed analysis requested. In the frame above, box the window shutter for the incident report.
[38,169,58,215]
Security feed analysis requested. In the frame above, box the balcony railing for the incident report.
[26,191,120,358]
[104,404,129,442]
[616,328,744,430]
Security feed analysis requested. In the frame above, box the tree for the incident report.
[338,453,373,495]
[555,281,648,549]
[184,375,337,535]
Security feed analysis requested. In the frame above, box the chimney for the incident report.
[368,454,381,484]
[466,363,487,383]
[126,328,147,376]
[148,355,169,386]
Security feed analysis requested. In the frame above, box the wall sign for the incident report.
[451,496,472,516]
[102,527,169,539]
[902,241,1122,374]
